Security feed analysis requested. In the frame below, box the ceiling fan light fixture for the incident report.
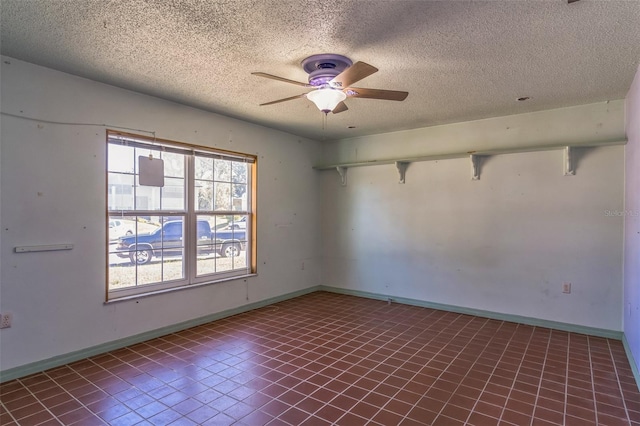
[306,88,347,113]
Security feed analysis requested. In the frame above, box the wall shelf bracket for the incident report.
[336,166,348,186]
[470,155,481,180]
[395,161,409,184]
[564,146,575,176]
[313,139,627,184]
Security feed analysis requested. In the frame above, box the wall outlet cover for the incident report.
[0,313,12,329]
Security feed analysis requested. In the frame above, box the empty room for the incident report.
[1,1,639,425]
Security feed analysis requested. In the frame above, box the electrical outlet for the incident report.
[0,312,12,329]
[562,282,572,294]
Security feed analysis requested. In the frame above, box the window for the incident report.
[107,131,256,300]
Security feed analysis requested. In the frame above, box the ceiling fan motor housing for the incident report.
[302,54,353,86]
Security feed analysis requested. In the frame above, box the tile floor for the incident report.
[1,291,639,425]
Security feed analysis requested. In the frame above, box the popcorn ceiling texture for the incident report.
[1,0,639,141]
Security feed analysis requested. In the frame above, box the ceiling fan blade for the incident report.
[252,72,311,87]
[344,87,408,101]
[330,62,378,89]
[332,101,348,114]
[259,93,307,106]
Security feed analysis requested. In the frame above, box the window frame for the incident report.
[106,130,257,301]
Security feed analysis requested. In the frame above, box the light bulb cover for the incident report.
[306,88,347,113]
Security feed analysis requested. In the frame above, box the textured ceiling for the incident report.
[1,0,640,141]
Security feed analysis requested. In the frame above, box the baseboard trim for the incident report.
[622,334,640,392]
[1,285,631,386]
[318,286,624,340]
[0,286,320,383]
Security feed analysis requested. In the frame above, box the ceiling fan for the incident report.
[252,54,408,114]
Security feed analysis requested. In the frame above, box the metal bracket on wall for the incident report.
[563,146,575,176]
[395,161,409,184]
[470,155,481,180]
[336,166,348,186]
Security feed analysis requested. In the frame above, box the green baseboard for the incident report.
[3,284,636,393]
[318,286,624,340]
[0,286,320,383]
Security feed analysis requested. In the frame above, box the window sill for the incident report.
[105,273,257,304]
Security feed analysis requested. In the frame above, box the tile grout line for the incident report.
[606,338,632,425]
[527,328,552,426]
[0,401,21,425]
[562,332,570,424]
[457,320,521,424]
[496,323,537,424]
[17,373,69,426]
[587,334,599,424]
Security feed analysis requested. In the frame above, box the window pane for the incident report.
[214,182,232,211]
[196,180,213,211]
[232,184,247,211]
[195,156,213,180]
[108,173,134,210]
[195,215,216,276]
[160,250,184,282]
[214,159,231,182]
[108,143,135,174]
[136,176,161,210]
[161,177,185,210]
[162,152,184,178]
[232,162,247,183]
[108,215,185,291]
[227,215,248,231]
[108,263,136,290]
[138,260,162,285]
[196,215,248,277]
[197,256,216,276]
[108,216,138,241]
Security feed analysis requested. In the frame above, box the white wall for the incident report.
[0,57,322,372]
[322,103,626,331]
[624,65,640,374]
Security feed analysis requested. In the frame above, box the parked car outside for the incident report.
[115,219,246,265]
[229,216,247,229]
[109,219,134,241]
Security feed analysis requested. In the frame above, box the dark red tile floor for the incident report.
[1,291,639,425]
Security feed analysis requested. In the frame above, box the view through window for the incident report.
[107,131,255,300]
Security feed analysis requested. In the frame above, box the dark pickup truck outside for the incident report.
[115,220,246,265]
